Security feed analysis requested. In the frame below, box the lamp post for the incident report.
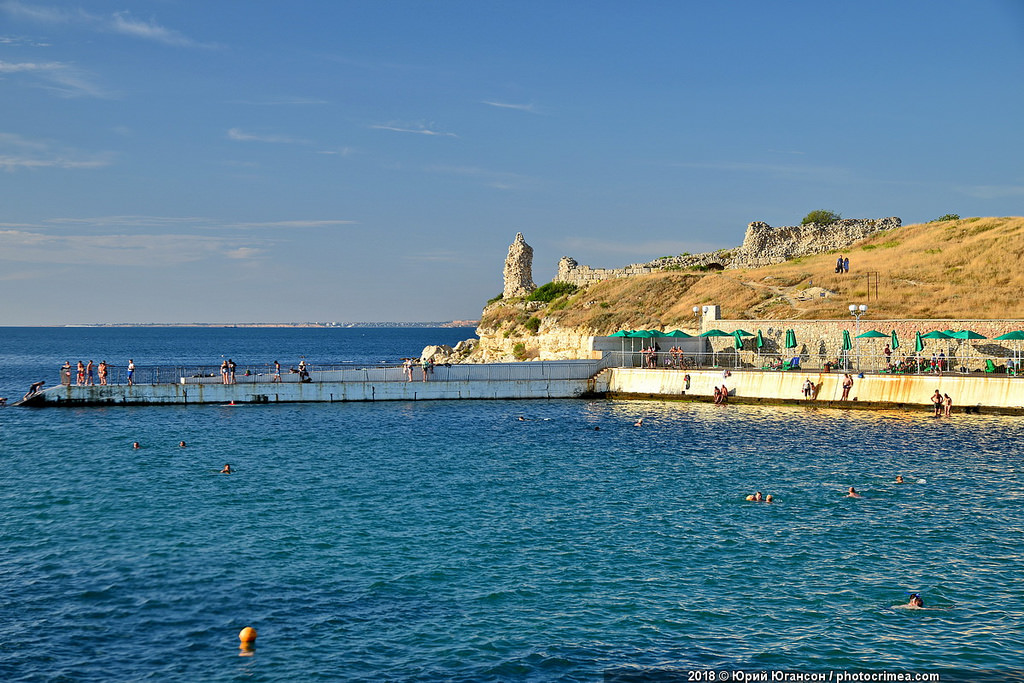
[849,304,867,371]
[693,306,702,367]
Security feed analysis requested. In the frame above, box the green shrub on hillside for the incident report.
[524,316,541,334]
[526,281,579,303]
[486,293,503,305]
[512,343,527,360]
[800,210,842,226]
[932,213,960,222]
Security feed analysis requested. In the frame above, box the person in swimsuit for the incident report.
[221,464,233,474]
[847,486,862,498]
[907,593,923,608]
[272,361,282,383]
[86,360,95,385]
[126,360,135,386]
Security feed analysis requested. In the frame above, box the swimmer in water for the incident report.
[764,494,773,503]
[895,475,904,484]
[745,491,764,502]
[847,486,862,498]
[220,464,232,474]
[179,441,187,448]
[132,442,140,449]
[634,417,644,427]
[907,593,924,608]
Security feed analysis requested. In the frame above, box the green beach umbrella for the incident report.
[921,331,954,340]
[608,330,630,337]
[784,329,797,349]
[995,330,1024,367]
[629,330,657,338]
[733,330,745,349]
[890,330,900,350]
[914,331,925,353]
[663,329,693,338]
[699,329,731,337]
[755,330,765,349]
[951,330,986,340]
[855,330,888,339]
[842,330,853,350]
[733,329,755,337]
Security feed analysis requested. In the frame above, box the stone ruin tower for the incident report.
[502,232,537,299]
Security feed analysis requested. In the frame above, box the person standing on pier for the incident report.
[99,361,108,385]
[227,359,236,384]
[86,360,95,385]
[840,373,853,400]
[76,361,85,385]
[273,361,282,382]
[220,360,229,384]
[126,359,135,386]
[61,361,71,386]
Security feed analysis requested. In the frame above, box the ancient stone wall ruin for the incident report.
[553,217,900,286]
[730,217,901,268]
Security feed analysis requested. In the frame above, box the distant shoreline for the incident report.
[25,321,480,329]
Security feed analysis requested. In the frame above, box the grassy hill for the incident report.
[481,216,1024,336]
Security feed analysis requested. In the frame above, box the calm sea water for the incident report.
[1,328,1023,682]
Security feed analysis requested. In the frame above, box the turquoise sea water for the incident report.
[2,328,1024,681]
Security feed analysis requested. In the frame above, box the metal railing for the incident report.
[56,360,605,387]
[602,350,1021,375]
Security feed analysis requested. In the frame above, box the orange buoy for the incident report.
[239,626,257,646]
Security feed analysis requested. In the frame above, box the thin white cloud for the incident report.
[559,236,724,259]
[0,228,252,266]
[482,100,541,114]
[425,164,532,190]
[110,11,197,47]
[227,128,309,144]
[0,59,108,97]
[956,184,1024,200]
[403,249,463,263]
[43,215,355,231]
[666,160,848,180]
[228,97,329,106]
[0,215,355,266]
[370,122,458,138]
[1,1,209,48]
[317,147,355,157]
[229,219,356,229]
[0,132,111,169]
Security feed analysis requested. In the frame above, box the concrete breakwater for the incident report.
[18,361,1024,413]
[20,361,608,406]
[606,368,1024,414]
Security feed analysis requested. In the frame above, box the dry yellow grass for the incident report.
[481,217,1024,336]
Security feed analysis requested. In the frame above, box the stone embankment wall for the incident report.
[469,317,1024,368]
[554,217,900,286]
[677,318,1024,371]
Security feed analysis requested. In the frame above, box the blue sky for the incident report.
[1,1,1022,325]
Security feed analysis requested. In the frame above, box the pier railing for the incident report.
[61,360,604,387]
[601,350,1019,375]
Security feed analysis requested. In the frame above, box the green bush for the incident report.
[512,342,526,360]
[932,213,960,222]
[486,293,503,305]
[526,281,579,303]
[800,210,842,226]
[524,316,541,334]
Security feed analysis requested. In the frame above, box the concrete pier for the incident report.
[19,361,610,406]
[606,368,1024,414]
[17,362,1024,414]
